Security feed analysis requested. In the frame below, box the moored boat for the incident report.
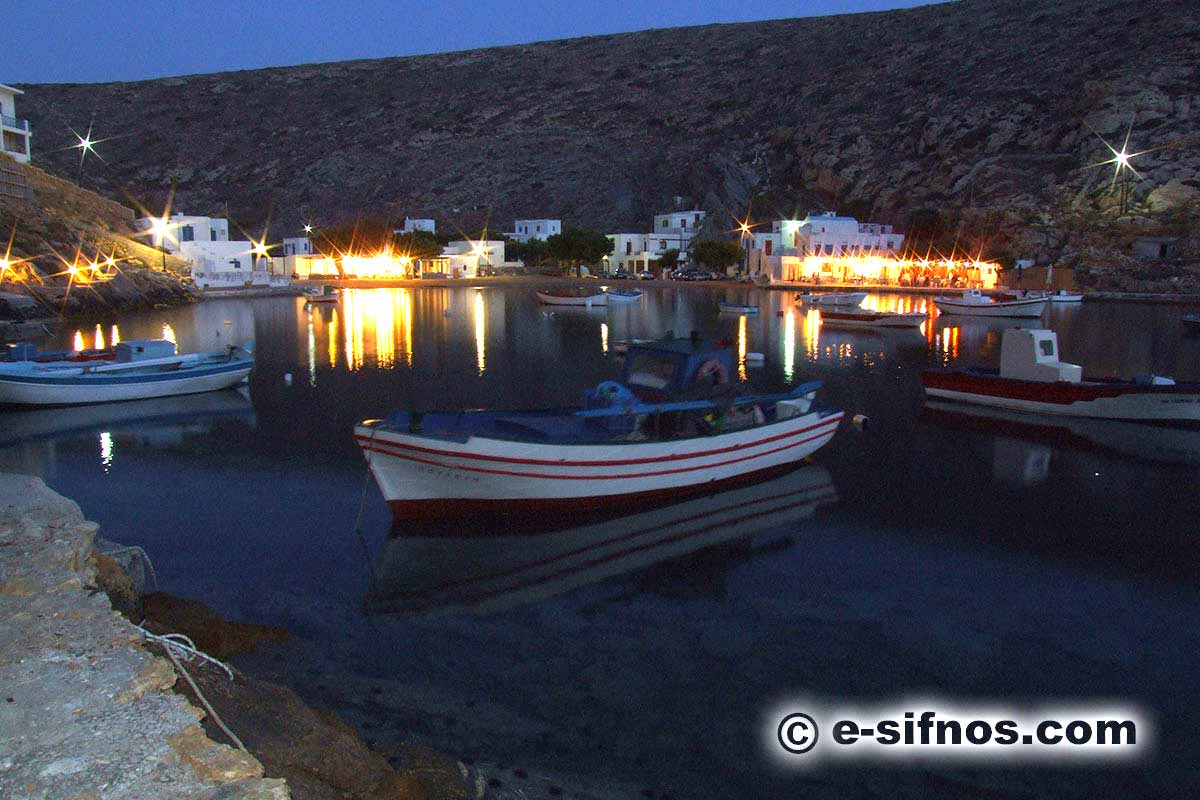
[356,337,843,521]
[0,339,254,406]
[717,301,759,315]
[605,289,643,302]
[933,289,1046,318]
[818,309,927,329]
[1182,314,1200,334]
[1048,290,1083,303]
[795,291,867,308]
[536,290,608,306]
[921,328,1200,423]
[305,286,339,304]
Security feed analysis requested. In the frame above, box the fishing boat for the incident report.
[304,285,339,305]
[365,464,836,616]
[795,291,867,308]
[933,289,1046,318]
[535,290,608,307]
[605,289,643,302]
[818,309,927,329]
[922,328,1200,423]
[0,339,254,406]
[1048,290,1083,303]
[717,301,759,315]
[355,337,843,522]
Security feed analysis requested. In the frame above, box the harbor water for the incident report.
[2,287,1198,798]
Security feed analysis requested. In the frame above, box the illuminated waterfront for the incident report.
[6,286,1200,799]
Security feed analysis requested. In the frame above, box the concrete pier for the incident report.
[0,473,289,800]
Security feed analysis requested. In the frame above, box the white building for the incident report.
[399,218,436,234]
[509,218,561,243]
[765,212,904,257]
[133,213,274,289]
[606,209,707,276]
[0,84,32,164]
[423,240,507,278]
[281,236,313,256]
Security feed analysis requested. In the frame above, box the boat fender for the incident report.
[852,414,868,430]
[695,358,731,386]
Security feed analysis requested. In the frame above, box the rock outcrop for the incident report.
[0,472,289,799]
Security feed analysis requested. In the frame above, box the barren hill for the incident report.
[14,0,1200,266]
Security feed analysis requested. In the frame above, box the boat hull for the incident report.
[718,303,759,315]
[356,410,843,522]
[819,311,926,329]
[0,361,252,406]
[797,292,867,307]
[933,297,1046,317]
[922,370,1200,423]
[536,291,607,306]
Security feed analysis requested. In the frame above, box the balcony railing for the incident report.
[1,114,30,131]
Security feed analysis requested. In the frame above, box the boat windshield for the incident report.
[625,352,679,391]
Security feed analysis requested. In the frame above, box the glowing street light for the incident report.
[303,224,314,234]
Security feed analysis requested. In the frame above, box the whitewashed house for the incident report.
[133,213,273,289]
[606,209,707,276]
[0,84,32,164]
[422,240,507,278]
[509,219,561,243]
[750,212,908,283]
[399,218,436,234]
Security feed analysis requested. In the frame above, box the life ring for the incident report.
[695,358,730,385]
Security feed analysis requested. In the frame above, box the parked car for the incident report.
[637,271,656,281]
[611,269,631,280]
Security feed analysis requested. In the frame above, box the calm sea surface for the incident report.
[4,287,1199,798]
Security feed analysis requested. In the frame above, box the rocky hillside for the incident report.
[15,0,1200,268]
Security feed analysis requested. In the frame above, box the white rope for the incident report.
[97,543,159,590]
[134,623,246,752]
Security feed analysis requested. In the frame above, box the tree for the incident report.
[692,239,742,273]
[505,237,551,269]
[657,249,681,273]
[547,228,614,275]
[392,230,444,261]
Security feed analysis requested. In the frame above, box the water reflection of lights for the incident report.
[338,288,415,371]
[737,315,747,381]
[935,326,960,363]
[803,308,821,360]
[73,330,84,352]
[600,322,609,355]
[306,312,317,386]
[161,323,176,345]
[111,324,120,346]
[94,324,105,350]
[99,431,114,472]
[474,291,486,375]
[328,309,339,368]
[783,309,796,382]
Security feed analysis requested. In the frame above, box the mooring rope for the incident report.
[134,624,246,752]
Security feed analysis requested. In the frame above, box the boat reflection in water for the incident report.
[366,463,836,617]
[923,399,1200,480]
[0,388,256,473]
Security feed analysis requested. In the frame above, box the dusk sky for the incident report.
[8,0,948,84]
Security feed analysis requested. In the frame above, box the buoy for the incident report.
[283,373,293,386]
[852,413,868,430]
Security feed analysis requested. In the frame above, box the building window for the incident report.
[626,241,632,255]
[659,240,667,250]
[680,219,687,229]
[229,259,241,269]
[694,214,700,222]
[210,229,218,241]
[661,219,668,228]
[180,226,194,242]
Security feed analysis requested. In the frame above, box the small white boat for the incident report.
[796,291,867,308]
[536,290,608,307]
[718,301,759,315]
[922,328,1200,423]
[818,310,927,329]
[605,290,643,302]
[933,289,1046,318]
[0,339,254,406]
[305,285,339,304]
[356,338,842,522]
[1048,290,1083,303]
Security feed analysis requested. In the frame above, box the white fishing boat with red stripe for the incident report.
[922,328,1200,424]
[356,337,843,522]
[933,288,1046,318]
[818,309,927,329]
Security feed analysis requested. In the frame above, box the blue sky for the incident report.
[7,0,948,84]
